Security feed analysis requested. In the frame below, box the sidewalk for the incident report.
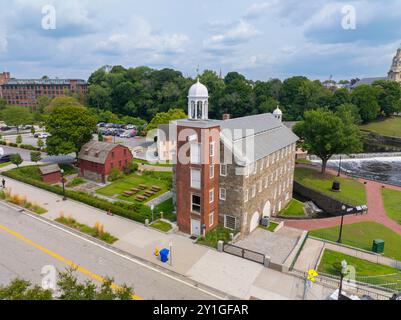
[1,175,333,300]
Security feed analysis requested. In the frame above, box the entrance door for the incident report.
[191,219,201,236]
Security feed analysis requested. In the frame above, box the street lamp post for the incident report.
[338,260,348,300]
[60,169,66,201]
[337,205,347,243]
[337,155,342,177]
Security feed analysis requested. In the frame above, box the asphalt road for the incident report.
[0,202,221,300]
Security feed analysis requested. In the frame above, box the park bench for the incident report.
[123,191,135,197]
[136,195,146,202]
[151,186,161,192]
[138,184,147,190]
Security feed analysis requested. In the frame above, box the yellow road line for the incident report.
[0,223,143,300]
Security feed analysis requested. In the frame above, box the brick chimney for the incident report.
[0,72,10,85]
[223,113,231,120]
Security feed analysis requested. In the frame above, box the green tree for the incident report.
[0,279,53,300]
[329,88,351,110]
[10,154,23,167]
[351,85,380,123]
[293,109,362,173]
[30,151,42,163]
[45,104,97,158]
[36,96,52,113]
[0,98,7,110]
[373,80,401,116]
[88,84,111,110]
[16,135,22,145]
[1,106,33,133]
[98,132,104,142]
[336,103,362,125]
[31,126,36,135]
[146,108,187,131]
[37,138,44,150]
[45,96,81,114]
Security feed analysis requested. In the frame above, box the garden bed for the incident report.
[197,225,238,249]
[150,220,173,233]
[56,215,118,244]
[278,199,305,218]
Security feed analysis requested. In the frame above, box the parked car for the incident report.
[124,124,137,130]
[35,133,50,139]
[97,122,106,128]
[0,154,17,163]
[120,130,136,138]
[0,126,12,132]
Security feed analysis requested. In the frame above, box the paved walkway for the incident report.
[285,165,401,235]
[0,175,333,300]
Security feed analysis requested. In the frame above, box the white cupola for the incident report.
[188,79,209,120]
[273,105,283,122]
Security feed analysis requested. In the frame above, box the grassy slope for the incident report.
[310,221,401,261]
[360,117,401,138]
[318,249,401,290]
[279,199,305,217]
[382,188,401,225]
[294,168,367,206]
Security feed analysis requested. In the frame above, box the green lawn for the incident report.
[259,221,279,232]
[7,164,77,182]
[310,221,401,261]
[66,177,86,188]
[318,249,401,291]
[96,171,172,204]
[197,225,236,248]
[0,162,11,168]
[150,220,173,232]
[133,158,173,167]
[294,168,367,206]
[154,198,176,222]
[295,159,312,165]
[279,199,305,217]
[382,188,401,225]
[360,117,401,138]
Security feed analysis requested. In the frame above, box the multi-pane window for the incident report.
[258,180,263,193]
[219,188,226,201]
[209,164,214,179]
[190,143,201,164]
[209,189,214,204]
[252,185,256,198]
[209,212,214,227]
[191,168,201,189]
[224,215,236,230]
[209,142,215,157]
[191,194,201,213]
[244,190,249,203]
[220,164,227,177]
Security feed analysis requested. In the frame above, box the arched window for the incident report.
[197,101,203,119]
[191,101,196,119]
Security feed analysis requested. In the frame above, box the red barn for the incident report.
[78,141,133,183]
[39,164,62,184]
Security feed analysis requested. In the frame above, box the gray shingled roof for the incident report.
[39,164,61,175]
[220,113,299,165]
[352,77,387,88]
[78,141,121,164]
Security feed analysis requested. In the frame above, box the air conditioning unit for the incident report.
[261,217,270,227]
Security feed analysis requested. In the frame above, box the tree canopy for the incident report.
[45,103,97,157]
[293,108,362,173]
[1,105,33,131]
[146,108,187,132]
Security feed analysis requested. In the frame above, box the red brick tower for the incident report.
[175,80,220,236]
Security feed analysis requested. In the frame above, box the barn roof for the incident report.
[78,141,126,164]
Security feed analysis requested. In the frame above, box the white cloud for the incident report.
[243,1,279,20]
[204,19,259,51]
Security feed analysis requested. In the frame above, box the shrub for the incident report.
[30,151,42,163]
[108,168,123,182]
[10,154,23,167]
[0,141,6,146]
[66,178,85,188]
[123,161,138,175]
[3,168,151,223]
[16,135,22,145]
[20,144,39,151]
[7,143,18,147]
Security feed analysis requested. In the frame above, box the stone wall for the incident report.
[293,181,355,216]
[362,131,401,152]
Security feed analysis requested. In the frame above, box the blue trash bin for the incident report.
[159,248,170,263]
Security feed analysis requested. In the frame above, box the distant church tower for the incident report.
[273,106,283,122]
[388,46,401,83]
[188,79,209,120]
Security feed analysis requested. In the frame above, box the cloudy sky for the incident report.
[0,0,400,81]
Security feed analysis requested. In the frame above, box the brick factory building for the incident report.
[77,141,133,183]
[172,80,299,237]
[0,72,87,110]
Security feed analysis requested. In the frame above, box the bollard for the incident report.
[217,240,224,252]
[264,255,271,268]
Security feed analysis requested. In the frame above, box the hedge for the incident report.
[2,170,152,224]
[19,144,40,151]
